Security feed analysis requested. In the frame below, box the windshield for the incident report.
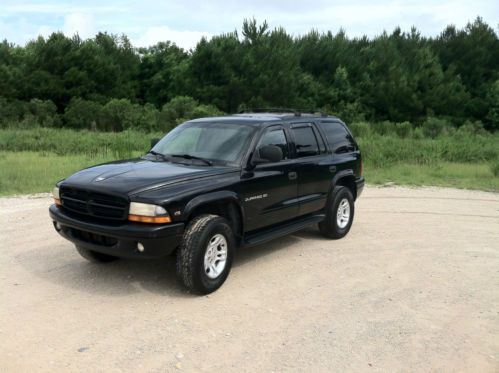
[151,121,257,165]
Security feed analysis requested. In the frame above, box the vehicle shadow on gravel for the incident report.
[18,227,327,298]
[233,226,327,267]
[16,242,191,298]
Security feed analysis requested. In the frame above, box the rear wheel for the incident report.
[176,214,234,294]
[319,186,355,239]
[75,245,119,263]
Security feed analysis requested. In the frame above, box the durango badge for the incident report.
[245,193,268,202]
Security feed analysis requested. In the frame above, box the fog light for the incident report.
[137,242,145,252]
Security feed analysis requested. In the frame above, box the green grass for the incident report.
[366,162,499,191]
[0,128,498,196]
[0,127,162,157]
[0,152,117,195]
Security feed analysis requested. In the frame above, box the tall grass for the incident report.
[357,135,498,167]
[0,128,163,158]
[0,127,498,195]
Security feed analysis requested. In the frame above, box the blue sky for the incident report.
[1,0,497,50]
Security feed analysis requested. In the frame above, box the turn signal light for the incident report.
[52,186,61,206]
[128,214,171,224]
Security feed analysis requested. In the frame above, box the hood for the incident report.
[61,158,238,197]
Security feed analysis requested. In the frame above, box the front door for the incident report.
[241,126,298,232]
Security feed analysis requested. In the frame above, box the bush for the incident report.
[422,117,449,138]
[136,103,160,132]
[0,98,29,127]
[159,96,222,131]
[372,121,397,136]
[28,99,59,127]
[411,127,424,139]
[64,98,103,130]
[160,96,199,130]
[491,161,499,177]
[455,120,487,136]
[349,122,371,138]
[100,99,137,131]
[190,104,223,120]
[394,121,412,138]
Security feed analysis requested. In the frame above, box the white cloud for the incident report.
[5,3,124,14]
[133,26,212,50]
[63,12,96,39]
[1,0,497,46]
[36,25,54,39]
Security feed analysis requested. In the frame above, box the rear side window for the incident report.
[318,121,357,154]
[291,127,320,157]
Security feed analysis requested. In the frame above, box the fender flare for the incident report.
[328,169,357,200]
[182,190,244,221]
[331,169,355,186]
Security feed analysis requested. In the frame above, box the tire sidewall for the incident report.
[331,187,354,236]
[192,218,234,293]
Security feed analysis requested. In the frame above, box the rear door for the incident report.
[241,125,299,232]
[316,120,361,177]
[289,122,334,216]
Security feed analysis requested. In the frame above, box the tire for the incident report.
[319,186,355,239]
[176,214,234,294]
[75,245,119,263]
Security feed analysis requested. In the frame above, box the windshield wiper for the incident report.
[148,150,169,162]
[169,154,213,166]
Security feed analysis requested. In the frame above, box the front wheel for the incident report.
[319,186,355,239]
[176,214,234,294]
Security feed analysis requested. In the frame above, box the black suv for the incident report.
[49,112,364,294]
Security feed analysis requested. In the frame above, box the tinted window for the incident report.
[292,127,319,157]
[315,126,326,153]
[154,122,256,163]
[257,128,289,160]
[318,121,356,154]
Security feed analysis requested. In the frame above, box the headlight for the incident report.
[128,202,171,224]
[52,186,61,206]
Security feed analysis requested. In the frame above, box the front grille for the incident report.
[69,227,118,247]
[60,187,128,221]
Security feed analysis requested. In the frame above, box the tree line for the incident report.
[0,18,498,132]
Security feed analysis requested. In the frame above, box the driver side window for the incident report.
[257,128,289,160]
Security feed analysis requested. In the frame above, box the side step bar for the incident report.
[243,214,325,248]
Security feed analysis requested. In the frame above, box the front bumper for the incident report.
[49,204,184,259]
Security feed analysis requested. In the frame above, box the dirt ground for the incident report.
[1,186,498,372]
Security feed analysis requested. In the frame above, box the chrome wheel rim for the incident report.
[204,233,228,279]
[336,198,350,229]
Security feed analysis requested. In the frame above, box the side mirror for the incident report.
[251,145,283,166]
[150,138,160,148]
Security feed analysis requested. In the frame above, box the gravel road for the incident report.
[1,186,498,372]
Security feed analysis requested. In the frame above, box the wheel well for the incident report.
[187,200,243,244]
[336,175,357,200]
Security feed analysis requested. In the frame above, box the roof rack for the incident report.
[238,108,302,116]
[238,108,329,118]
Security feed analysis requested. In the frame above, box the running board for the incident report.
[243,214,325,248]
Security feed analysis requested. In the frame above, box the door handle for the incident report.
[329,165,337,173]
[288,171,297,180]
